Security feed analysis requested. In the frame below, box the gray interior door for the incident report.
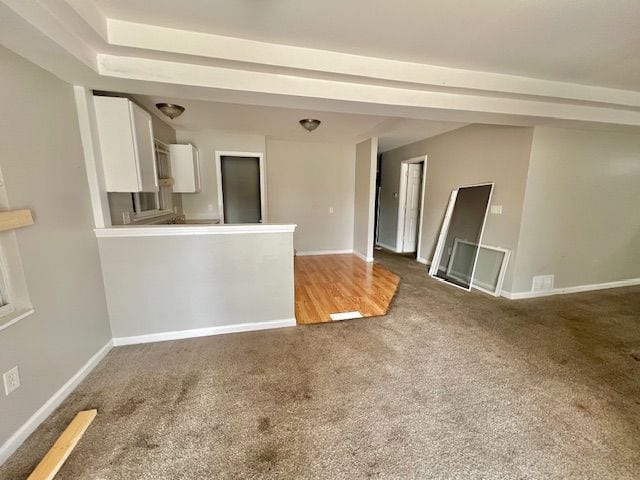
[221,156,261,223]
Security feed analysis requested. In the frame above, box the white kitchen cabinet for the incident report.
[93,96,158,192]
[169,144,201,193]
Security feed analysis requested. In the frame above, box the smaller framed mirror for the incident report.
[451,242,511,296]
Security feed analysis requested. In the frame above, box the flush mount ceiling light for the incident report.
[156,103,185,120]
[299,118,321,132]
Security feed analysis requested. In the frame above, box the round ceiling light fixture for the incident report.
[299,118,321,132]
[156,103,186,120]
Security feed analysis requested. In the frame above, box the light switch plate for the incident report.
[3,366,20,395]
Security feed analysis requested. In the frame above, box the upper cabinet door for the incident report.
[94,97,139,192]
[169,144,201,193]
[193,148,202,192]
[130,103,158,192]
[94,96,158,192]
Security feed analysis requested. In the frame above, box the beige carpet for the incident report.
[1,251,639,479]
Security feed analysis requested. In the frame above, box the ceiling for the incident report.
[135,95,466,150]
[2,0,640,130]
[94,0,640,90]
[377,120,467,152]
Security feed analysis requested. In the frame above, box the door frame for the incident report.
[395,155,427,260]
[214,151,266,224]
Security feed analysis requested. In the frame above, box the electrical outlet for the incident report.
[329,207,334,214]
[122,211,131,225]
[3,366,20,395]
[490,205,503,214]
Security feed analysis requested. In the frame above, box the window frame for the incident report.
[0,227,35,332]
[0,263,15,318]
[131,191,162,219]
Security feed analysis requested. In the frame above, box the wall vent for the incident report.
[532,274,554,292]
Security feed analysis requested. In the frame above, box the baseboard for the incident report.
[0,339,113,465]
[416,257,430,265]
[375,242,399,253]
[502,277,640,300]
[295,249,353,256]
[112,318,297,346]
[353,250,374,263]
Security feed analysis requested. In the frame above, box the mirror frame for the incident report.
[428,182,494,291]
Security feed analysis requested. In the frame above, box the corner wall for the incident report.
[510,126,640,293]
[353,138,378,261]
[0,46,111,451]
[379,125,533,290]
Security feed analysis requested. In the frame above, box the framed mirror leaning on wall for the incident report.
[429,183,494,291]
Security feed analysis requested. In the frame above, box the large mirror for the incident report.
[429,183,494,290]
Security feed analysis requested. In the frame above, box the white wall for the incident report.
[98,230,295,339]
[266,139,355,253]
[0,46,111,450]
[176,130,266,220]
[353,138,378,261]
[511,126,640,292]
[379,125,533,290]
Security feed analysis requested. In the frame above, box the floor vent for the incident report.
[330,311,363,321]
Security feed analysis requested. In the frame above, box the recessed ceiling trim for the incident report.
[2,0,97,70]
[4,0,640,128]
[65,0,109,41]
[97,55,640,127]
[106,19,640,109]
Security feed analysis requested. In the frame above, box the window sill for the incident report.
[0,307,35,332]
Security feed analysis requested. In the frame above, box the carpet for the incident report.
[1,251,639,479]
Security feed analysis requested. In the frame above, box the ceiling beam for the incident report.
[98,55,640,127]
[2,0,639,129]
[107,19,640,109]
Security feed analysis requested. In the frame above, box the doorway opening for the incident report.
[215,151,266,224]
[395,156,427,260]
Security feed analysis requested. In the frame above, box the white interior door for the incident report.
[402,163,422,252]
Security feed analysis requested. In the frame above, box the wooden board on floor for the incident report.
[295,254,400,324]
[0,209,33,232]
[28,409,97,480]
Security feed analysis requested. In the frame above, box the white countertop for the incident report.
[94,223,297,237]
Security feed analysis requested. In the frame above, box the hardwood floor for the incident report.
[294,254,400,324]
